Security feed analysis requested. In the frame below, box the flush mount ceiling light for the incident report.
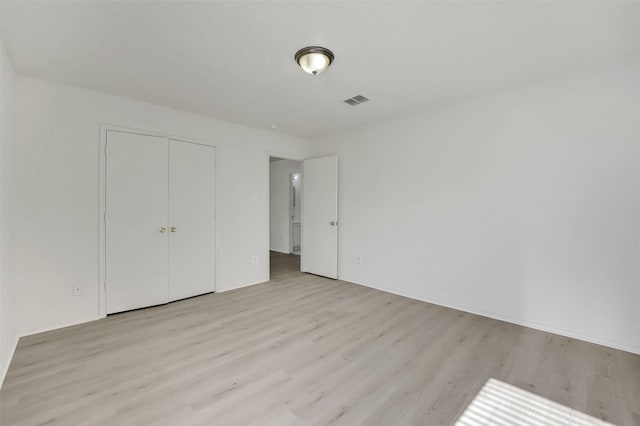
[295,46,334,76]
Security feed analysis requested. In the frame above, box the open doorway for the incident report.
[269,156,302,277]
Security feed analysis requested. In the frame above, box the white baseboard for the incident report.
[269,249,290,255]
[5,273,634,391]
[0,280,269,388]
[340,275,640,356]
[18,315,105,339]
[218,279,268,292]
[6,279,270,342]
[1,315,104,389]
[0,333,19,388]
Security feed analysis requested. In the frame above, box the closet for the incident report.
[105,130,215,314]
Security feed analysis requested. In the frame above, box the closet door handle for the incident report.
[160,227,166,233]
[170,227,177,233]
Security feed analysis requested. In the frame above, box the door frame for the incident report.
[288,172,294,254]
[266,151,304,279]
[99,124,219,317]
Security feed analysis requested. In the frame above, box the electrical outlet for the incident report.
[73,285,83,296]
[356,256,362,265]
[252,193,258,201]
[252,255,258,264]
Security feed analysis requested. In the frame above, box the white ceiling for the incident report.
[2,1,639,139]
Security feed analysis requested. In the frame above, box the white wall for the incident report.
[269,159,301,253]
[3,56,638,388]
[0,40,17,384]
[12,76,311,337]
[311,60,640,354]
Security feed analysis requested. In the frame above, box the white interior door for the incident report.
[301,156,338,278]
[168,140,216,301]
[106,131,169,314]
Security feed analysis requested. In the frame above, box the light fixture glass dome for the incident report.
[295,46,334,76]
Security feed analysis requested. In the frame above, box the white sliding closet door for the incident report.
[168,140,216,301]
[105,131,169,314]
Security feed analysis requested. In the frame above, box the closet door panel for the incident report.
[168,140,216,301]
[105,131,169,314]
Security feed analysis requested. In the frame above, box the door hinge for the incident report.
[104,213,107,224]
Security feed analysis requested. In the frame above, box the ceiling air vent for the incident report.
[344,95,370,106]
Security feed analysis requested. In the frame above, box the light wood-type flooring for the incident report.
[1,251,639,425]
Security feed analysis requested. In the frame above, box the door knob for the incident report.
[160,227,166,233]
[170,227,177,232]
[329,221,336,226]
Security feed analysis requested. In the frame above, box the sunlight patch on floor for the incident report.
[456,378,613,426]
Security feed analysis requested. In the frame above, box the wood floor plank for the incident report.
[1,251,638,425]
